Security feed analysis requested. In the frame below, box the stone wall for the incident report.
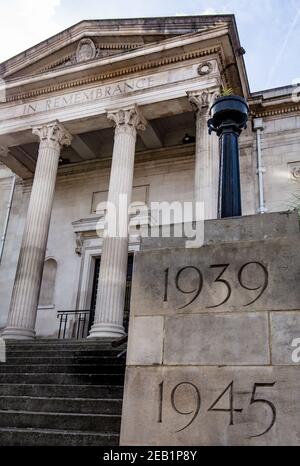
[240,113,300,215]
[0,166,26,331]
[121,212,300,445]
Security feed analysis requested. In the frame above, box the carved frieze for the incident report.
[8,47,222,102]
[39,40,143,73]
[288,162,300,180]
[76,38,96,63]
[197,61,213,76]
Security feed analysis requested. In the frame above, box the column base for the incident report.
[87,323,125,339]
[1,327,36,340]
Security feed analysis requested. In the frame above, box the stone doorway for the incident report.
[88,254,134,333]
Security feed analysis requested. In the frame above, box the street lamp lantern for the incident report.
[208,95,249,218]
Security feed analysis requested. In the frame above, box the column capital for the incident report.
[187,88,220,117]
[32,120,72,151]
[107,105,147,136]
[0,145,9,157]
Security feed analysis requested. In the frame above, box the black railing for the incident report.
[58,256,133,339]
[57,282,132,339]
[123,280,132,332]
[57,310,92,339]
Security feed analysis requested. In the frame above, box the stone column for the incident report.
[2,121,72,340]
[188,89,220,219]
[88,106,146,339]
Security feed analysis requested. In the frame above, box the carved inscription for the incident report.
[163,262,269,309]
[21,76,156,115]
[157,379,277,439]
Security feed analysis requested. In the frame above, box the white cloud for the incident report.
[176,7,230,16]
[0,0,62,62]
[17,0,60,16]
[200,8,217,15]
[199,7,226,15]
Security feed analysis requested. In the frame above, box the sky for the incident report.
[0,0,299,92]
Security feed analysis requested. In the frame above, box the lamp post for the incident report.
[208,95,249,218]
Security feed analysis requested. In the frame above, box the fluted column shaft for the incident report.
[188,89,220,219]
[89,107,146,339]
[2,121,72,340]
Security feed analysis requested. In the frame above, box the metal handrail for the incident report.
[111,334,128,358]
[57,309,92,339]
[57,310,91,314]
[57,310,129,364]
[111,334,128,348]
[57,275,132,339]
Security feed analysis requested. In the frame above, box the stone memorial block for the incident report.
[121,366,300,446]
[131,237,300,315]
[164,312,269,366]
[121,220,300,446]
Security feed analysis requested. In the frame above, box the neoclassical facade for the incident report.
[0,15,299,339]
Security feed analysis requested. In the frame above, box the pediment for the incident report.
[0,15,250,107]
[43,39,142,71]
[0,16,233,80]
[5,37,147,79]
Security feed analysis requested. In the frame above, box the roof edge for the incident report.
[0,15,235,68]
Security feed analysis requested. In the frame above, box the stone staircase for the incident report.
[0,339,126,446]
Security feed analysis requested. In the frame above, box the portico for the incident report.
[0,16,251,339]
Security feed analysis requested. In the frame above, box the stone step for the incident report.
[6,339,115,345]
[0,339,126,446]
[0,396,123,414]
[0,364,126,374]
[0,384,124,398]
[0,410,121,433]
[5,343,123,352]
[0,373,125,385]
[0,427,119,446]
[6,349,125,358]
[5,356,125,365]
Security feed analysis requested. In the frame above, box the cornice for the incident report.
[5,47,223,103]
[252,104,300,118]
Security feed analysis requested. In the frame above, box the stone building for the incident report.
[0,15,299,339]
[0,15,299,446]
